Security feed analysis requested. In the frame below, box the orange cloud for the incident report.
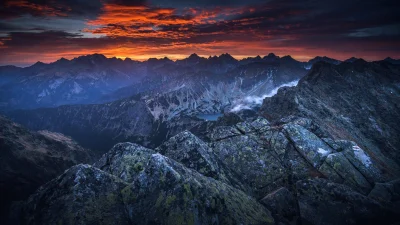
[83,3,255,39]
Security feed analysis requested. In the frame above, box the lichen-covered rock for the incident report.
[340,141,385,183]
[296,178,398,225]
[211,134,286,197]
[260,61,400,177]
[250,117,270,132]
[124,153,275,225]
[261,187,297,221]
[155,131,223,180]
[235,121,254,133]
[21,164,130,225]
[260,128,317,181]
[21,144,275,225]
[209,125,241,141]
[322,138,342,151]
[94,142,155,183]
[319,152,372,194]
[283,123,333,168]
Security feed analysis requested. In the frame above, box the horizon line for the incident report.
[0,53,397,68]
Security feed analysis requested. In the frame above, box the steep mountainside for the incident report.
[8,98,156,154]
[0,53,309,111]
[7,54,307,154]
[0,116,93,222]
[13,116,400,225]
[260,60,400,170]
[4,58,400,225]
[0,54,145,110]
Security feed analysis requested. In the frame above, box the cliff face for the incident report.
[0,116,93,221]
[260,60,400,173]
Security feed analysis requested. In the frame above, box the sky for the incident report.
[0,0,399,66]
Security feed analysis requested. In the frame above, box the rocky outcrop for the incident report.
[14,112,400,224]
[20,143,275,225]
[260,61,400,176]
[0,115,93,223]
[9,60,400,224]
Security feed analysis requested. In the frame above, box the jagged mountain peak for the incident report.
[219,53,236,61]
[384,57,400,65]
[31,61,46,66]
[75,53,107,60]
[52,57,70,66]
[72,53,108,65]
[188,53,200,59]
[344,57,359,63]
[281,55,295,60]
[264,53,279,58]
[147,56,172,62]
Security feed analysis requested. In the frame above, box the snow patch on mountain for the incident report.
[71,82,83,94]
[49,78,66,89]
[38,89,50,98]
[230,80,299,112]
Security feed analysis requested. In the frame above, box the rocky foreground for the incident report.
[8,59,400,224]
[13,116,400,225]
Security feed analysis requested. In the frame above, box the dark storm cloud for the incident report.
[0,0,399,65]
[0,0,103,19]
[148,0,268,7]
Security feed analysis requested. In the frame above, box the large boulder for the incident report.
[21,143,275,225]
[21,164,130,225]
[155,131,224,181]
[93,142,155,183]
[283,123,333,168]
[319,152,372,194]
[211,132,287,197]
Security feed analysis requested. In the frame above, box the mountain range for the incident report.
[1,53,400,225]
[1,53,373,111]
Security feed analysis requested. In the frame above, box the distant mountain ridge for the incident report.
[2,53,397,112]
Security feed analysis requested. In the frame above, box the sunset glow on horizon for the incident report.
[1,0,399,66]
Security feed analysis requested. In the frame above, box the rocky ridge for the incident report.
[15,115,400,225]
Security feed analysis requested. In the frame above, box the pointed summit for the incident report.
[263,53,279,61]
[217,53,237,63]
[30,61,47,69]
[265,53,278,58]
[307,56,341,65]
[219,53,234,59]
[188,53,200,59]
[344,57,359,63]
